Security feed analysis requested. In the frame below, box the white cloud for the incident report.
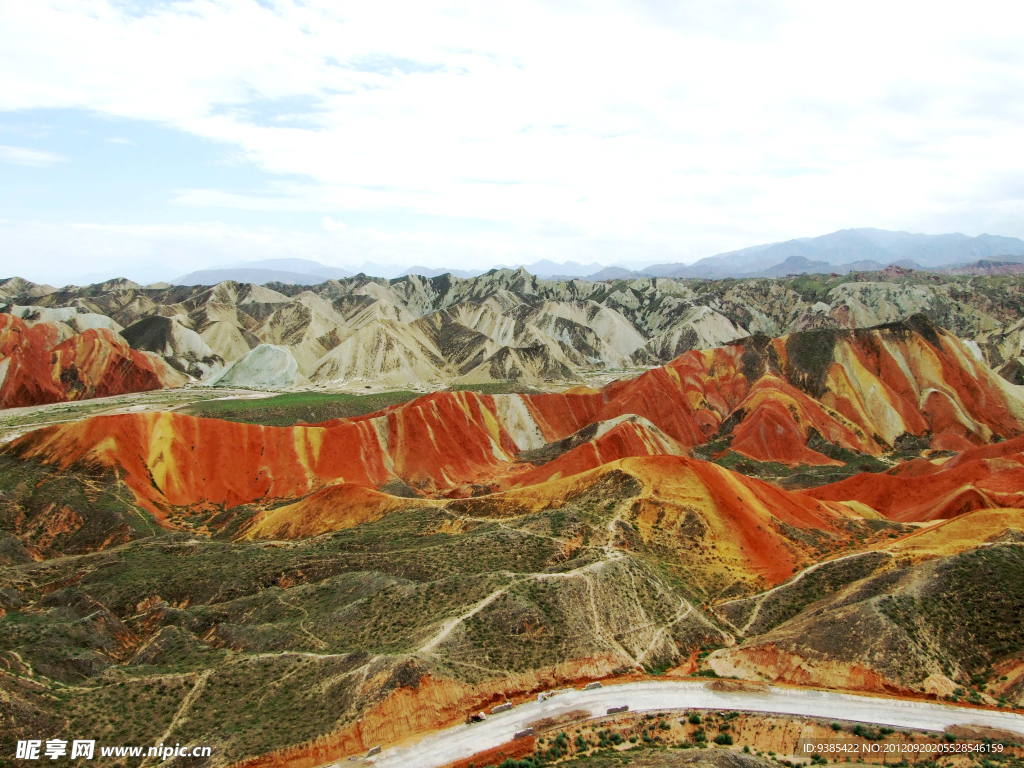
[321,216,346,231]
[1,1,1024,265]
[0,144,67,167]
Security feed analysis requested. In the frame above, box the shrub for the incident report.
[715,733,734,745]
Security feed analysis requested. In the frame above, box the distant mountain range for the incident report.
[174,258,354,286]
[173,267,347,286]
[398,266,484,279]
[397,261,606,280]
[174,258,604,285]
[500,259,607,279]
[567,229,1024,280]
[638,229,1024,279]
[169,230,1024,286]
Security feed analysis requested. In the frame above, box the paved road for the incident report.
[366,680,1024,768]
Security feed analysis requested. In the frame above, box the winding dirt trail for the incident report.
[717,550,893,635]
[418,589,508,655]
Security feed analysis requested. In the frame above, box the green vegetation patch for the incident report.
[783,328,845,398]
[786,274,853,304]
[737,334,779,382]
[179,390,420,426]
[708,450,888,488]
[887,544,1024,675]
[529,745,775,768]
[740,551,892,635]
[0,454,158,558]
[446,382,543,395]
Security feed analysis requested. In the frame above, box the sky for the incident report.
[1,0,1024,284]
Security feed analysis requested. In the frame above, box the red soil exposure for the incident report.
[708,643,914,696]
[372,321,1022,477]
[232,454,867,587]
[937,434,1024,468]
[519,321,1023,466]
[636,456,864,584]
[728,379,855,465]
[0,314,65,407]
[6,412,396,515]
[6,321,1023,516]
[7,388,575,514]
[921,344,1024,441]
[451,456,867,587]
[824,337,930,439]
[50,328,184,400]
[227,656,621,768]
[503,417,686,489]
[0,314,183,408]
[804,437,1024,522]
[378,391,524,488]
[522,345,752,448]
[441,738,537,768]
[239,483,432,540]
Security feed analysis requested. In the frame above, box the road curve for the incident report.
[367,681,1024,768]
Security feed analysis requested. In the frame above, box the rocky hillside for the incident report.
[709,514,1024,701]
[1,445,1020,765]
[804,436,1024,522]
[0,313,185,409]
[3,267,1024,399]
[2,311,1024,765]
[7,316,1021,522]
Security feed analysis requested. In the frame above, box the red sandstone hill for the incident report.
[241,455,873,588]
[0,314,185,409]
[4,317,1023,518]
[354,315,1023,466]
[804,436,1024,522]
